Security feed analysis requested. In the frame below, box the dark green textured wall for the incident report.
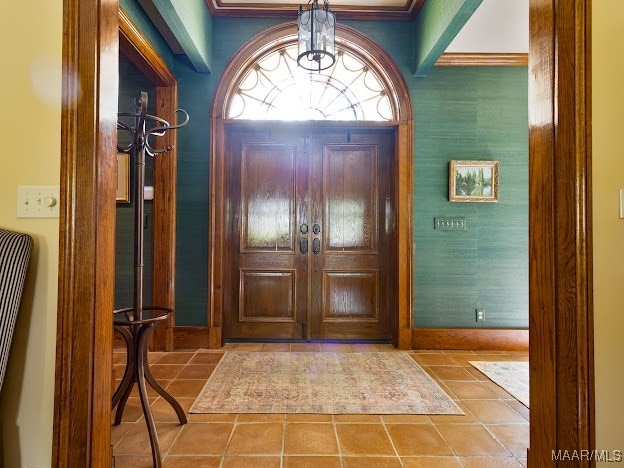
[115,58,156,309]
[121,4,528,328]
[412,66,528,328]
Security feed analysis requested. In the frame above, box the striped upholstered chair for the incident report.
[0,229,33,393]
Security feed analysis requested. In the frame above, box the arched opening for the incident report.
[208,23,414,348]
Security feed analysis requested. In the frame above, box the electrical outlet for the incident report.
[476,308,485,322]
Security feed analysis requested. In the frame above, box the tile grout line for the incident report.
[219,415,240,467]
[281,413,286,468]
[331,414,345,468]
[379,417,405,467]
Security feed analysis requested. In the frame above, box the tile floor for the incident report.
[112,343,529,467]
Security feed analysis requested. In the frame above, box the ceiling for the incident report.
[205,0,425,20]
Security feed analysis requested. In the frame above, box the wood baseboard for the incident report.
[136,326,527,352]
[173,326,211,349]
[412,328,528,351]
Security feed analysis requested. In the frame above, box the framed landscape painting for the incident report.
[449,160,499,203]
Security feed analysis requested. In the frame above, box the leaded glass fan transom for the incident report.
[227,42,393,121]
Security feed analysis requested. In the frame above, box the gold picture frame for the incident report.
[449,160,499,203]
[116,153,130,203]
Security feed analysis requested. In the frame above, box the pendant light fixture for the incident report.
[297,0,336,72]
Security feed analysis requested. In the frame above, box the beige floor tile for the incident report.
[223,343,262,351]
[226,423,284,454]
[150,397,194,422]
[342,456,402,467]
[319,343,351,353]
[401,456,463,467]
[381,415,431,424]
[462,400,526,425]
[460,456,524,467]
[113,347,532,464]
[386,424,453,456]
[465,367,491,381]
[377,344,399,351]
[155,352,195,364]
[480,381,513,399]
[286,413,333,422]
[113,398,145,423]
[176,364,216,379]
[445,353,483,367]
[410,354,459,366]
[260,343,291,352]
[333,414,381,423]
[111,422,134,446]
[113,455,156,467]
[168,423,234,455]
[189,352,224,364]
[221,456,281,467]
[291,343,322,352]
[236,413,285,422]
[128,380,172,399]
[115,422,183,455]
[444,381,499,400]
[148,364,185,380]
[429,402,477,424]
[505,399,530,420]
[147,352,164,363]
[349,343,381,352]
[428,366,477,381]
[163,455,222,467]
[283,456,342,467]
[487,424,530,457]
[284,423,338,454]
[165,379,208,398]
[188,413,238,423]
[435,424,510,457]
[335,424,395,455]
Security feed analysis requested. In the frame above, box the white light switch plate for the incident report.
[17,185,60,218]
[620,189,624,219]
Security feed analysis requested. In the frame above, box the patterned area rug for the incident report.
[191,352,463,415]
[469,361,529,407]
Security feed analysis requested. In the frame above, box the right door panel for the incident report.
[309,129,395,340]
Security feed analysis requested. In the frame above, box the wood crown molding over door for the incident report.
[209,23,413,348]
[119,8,178,351]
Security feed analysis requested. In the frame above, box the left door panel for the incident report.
[225,126,309,339]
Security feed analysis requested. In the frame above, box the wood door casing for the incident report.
[225,128,309,339]
[310,130,394,340]
[225,124,395,342]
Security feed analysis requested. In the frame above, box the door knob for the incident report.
[300,238,308,254]
[312,238,320,254]
[312,224,320,234]
[300,224,309,234]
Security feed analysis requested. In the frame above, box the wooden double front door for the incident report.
[224,124,396,341]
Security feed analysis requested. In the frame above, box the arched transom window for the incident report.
[227,37,395,121]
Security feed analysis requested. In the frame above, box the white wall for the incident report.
[0,0,62,466]
[593,0,624,462]
[446,0,528,53]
